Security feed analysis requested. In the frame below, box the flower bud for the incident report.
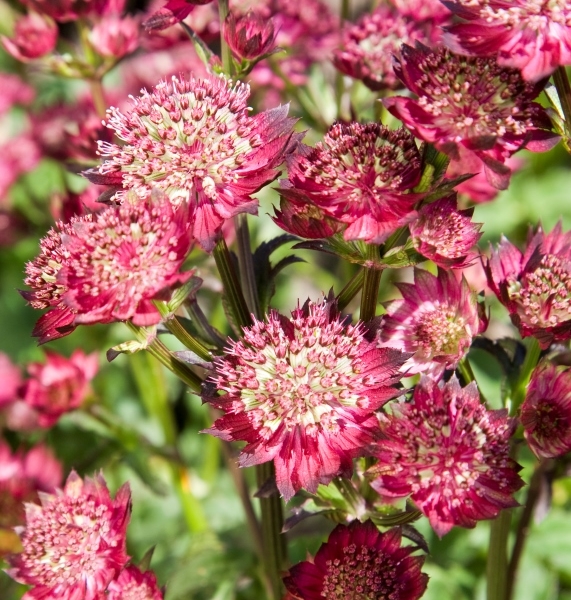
[1,12,57,61]
[223,11,276,62]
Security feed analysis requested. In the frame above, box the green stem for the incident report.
[235,215,261,318]
[89,78,108,120]
[487,509,512,600]
[510,337,541,415]
[336,269,365,311]
[360,244,381,321]
[457,357,488,405]
[212,237,253,330]
[553,66,571,130]
[218,0,233,75]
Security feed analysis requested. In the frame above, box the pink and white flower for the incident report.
[106,564,163,600]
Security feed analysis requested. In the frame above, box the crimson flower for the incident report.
[106,564,163,600]
[88,74,296,251]
[203,298,408,501]
[143,0,213,31]
[521,361,571,459]
[379,268,487,376]
[283,520,428,600]
[276,122,423,244]
[444,0,571,81]
[409,195,482,269]
[223,11,277,62]
[368,376,523,537]
[385,44,558,190]
[485,222,571,348]
[7,471,131,600]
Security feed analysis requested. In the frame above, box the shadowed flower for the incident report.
[90,14,140,59]
[333,7,428,91]
[88,74,296,251]
[7,471,131,600]
[203,298,408,501]
[379,268,487,376]
[22,350,98,428]
[409,195,482,268]
[277,122,423,244]
[385,44,558,190]
[106,564,163,600]
[485,222,571,348]
[368,376,523,537]
[1,12,58,61]
[19,0,124,22]
[223,11,276,62]
[444,0,571,82]
[521,361,571,458]
[283,520,428,600]
[0,352,22,408]
[143,0,213,31]
[389,0,451,24]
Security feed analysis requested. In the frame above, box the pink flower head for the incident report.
[89,74,296,251]
[143,0,213,31]
[369,376,523,537]
[521,361,571,458]
[277,122,423,244]
[7,471,131,600]
[379,268,487,376]
[0,73,35,118]
[90,14,140,59]
[409,195,483,269]
[106,564,163,600]
[385,44,558,190]
[0,352,22,408]
[444,0,571,82]
[389,0,451,25]
[19,0,126,22]
[223,11,277,62]
[1,12,58,61]
[203,298,409,501]
[485,222,571,348]
[284,520,428,600]
[0,134,41,204]
[58,194,193,326]
[333,7,429,91]
[22,350,98,428]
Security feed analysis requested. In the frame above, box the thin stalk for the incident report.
[89,79,108,120]
[553,66,571,129]
[360,244,382,321]
[184,298,227,349]
[218,0,233,75]
[212,237,252,330]
[457,357,488,405]
[235,214,261,318]
[336,269,365,311]
[487,509,512,600]
[510,337,541,415]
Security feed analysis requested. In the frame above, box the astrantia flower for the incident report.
[22,350,98,428]
[385,44,557,190]
[389,0,451,24]
[223,11,277,62]
[521,361,571,458]
[379,268,487,376]
[283,520,428,600]
[333,7,427,91]
[368,376,523,537]
[7,471,131,600]
[485,222,571,348]
[444,0,571,81]
[203,298,409,500]
[0,352,21,408]
[143,0,213,31]
[89,74,296,251]
[1,12,58,62]
[409,196,482,269]
[277,122,423,244]
[106,565,163,600]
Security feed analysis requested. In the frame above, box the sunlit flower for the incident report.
[106,564,163,600]
[203,298,408,500]
[409,195,482,269]
[444,0,571,81]
[7,471,131,600]
[521,361,571,458]
[283,520,428,600]
[22,350,98,428]
[277,122,423,244]
[368,376,523,537]
[1,12,58,61]
[223,11,276,62]
[485,222,571,348]
[385,44,557,190]
[88,74,296,251]
[379,268,487,376]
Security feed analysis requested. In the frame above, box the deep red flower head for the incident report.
[277,122,423,244]
[409,195,482,268]
[143,0,212,31]
[22,349,98,428]
[385,44,558,190]
[223,11,276,62]
[19,0,126,22]
[283,520,428,600]
[7,471,131,600]
[88,74,296,251]
[368,376,523,537]
[1,12,58,61]
[444,0,571,81]
[485,222,571,348]
[379,268,487,376]
[521,361,571,459]
[203,298,409,501]
[106,564,163,600]
[333,7,428,92]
